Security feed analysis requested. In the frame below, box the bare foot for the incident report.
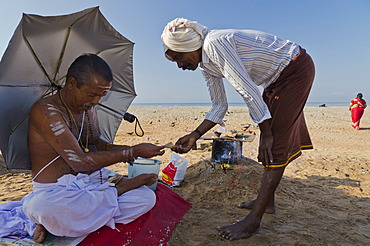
[33,224,47,243]
[238,200,276,214]
[217,218,260,240]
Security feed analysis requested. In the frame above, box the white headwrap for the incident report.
[161,18,208,53]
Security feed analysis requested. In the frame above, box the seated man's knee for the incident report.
[142,187,156,210]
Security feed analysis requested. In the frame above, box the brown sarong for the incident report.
[262,48,315,168]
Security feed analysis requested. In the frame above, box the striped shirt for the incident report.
[199,29,300,124]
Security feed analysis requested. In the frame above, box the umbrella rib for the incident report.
[22,32,58,88]
[10,85,55,134]
[10,111,30,135]
[53,8,96,82]
[53,26,71,82]
[0,84,49,87]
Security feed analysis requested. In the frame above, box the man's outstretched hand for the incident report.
[171,132,198,154]
[133,143,165,158]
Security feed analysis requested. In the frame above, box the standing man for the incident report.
[161,18,315,240]
[23,54,165,242]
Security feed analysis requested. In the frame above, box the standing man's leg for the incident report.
[218,48,315,240]
[218,167,285,239]
[238,167,280,214]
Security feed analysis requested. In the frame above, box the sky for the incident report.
[1,0,369,104]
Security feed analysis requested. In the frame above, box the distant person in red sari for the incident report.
[349,93,367,130]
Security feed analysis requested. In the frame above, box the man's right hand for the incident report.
[171,132,198,154]
[133,143,165,159]
[172,120,215,154]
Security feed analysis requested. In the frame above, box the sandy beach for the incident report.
[1,106,369,245]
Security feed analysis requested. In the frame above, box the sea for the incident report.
[131,102,348,107]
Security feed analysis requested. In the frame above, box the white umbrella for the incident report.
[0,7,136,169]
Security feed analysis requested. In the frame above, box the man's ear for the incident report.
[66,77,77,89]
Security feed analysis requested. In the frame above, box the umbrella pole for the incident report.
[98,103,135,123]
[98,103,144,137]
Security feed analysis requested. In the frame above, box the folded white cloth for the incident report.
[0,200,36,238]
[161,18,208,53]
[22,168,156,237]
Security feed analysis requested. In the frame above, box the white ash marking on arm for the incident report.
[50,121,65,136]
[67,153,81,162]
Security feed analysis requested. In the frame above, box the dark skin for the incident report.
[165,49,202,71]
[167,48,283,240]
[29,75,165,243]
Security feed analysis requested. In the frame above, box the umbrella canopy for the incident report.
[0,7,136,169]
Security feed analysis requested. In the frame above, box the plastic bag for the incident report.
[161,153,188,187]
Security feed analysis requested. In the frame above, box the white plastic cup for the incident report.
[128,158,162,190]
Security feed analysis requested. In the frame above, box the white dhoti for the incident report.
[22,168,156,237]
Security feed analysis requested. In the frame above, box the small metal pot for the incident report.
[211,140,242,164]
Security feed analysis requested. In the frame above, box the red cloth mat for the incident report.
[78,183,191,246]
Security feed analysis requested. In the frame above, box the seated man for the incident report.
[22,54,165,243]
